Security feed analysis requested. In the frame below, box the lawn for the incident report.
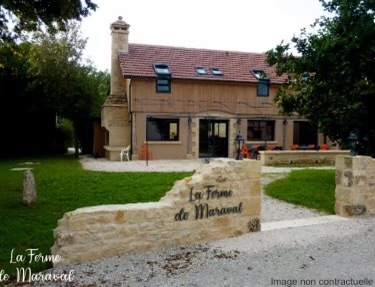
[0,155,192,278]
[265,169,336,214]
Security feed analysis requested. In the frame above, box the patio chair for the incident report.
[120,145,130,161]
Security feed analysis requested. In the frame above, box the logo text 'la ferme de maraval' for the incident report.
[174,185,243,221]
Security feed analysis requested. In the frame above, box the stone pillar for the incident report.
[23,169,37,205]
[335,155,375,216]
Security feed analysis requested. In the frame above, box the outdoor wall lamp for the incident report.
[234,132,245,160]
[348,132,358,156]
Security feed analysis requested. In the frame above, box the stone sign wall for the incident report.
[336,155,375,216]
[51,159,261,267]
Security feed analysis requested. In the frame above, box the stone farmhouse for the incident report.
[96,17,330,161]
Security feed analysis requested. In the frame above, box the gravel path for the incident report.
[6,158,343,287]
[261,173,326,223]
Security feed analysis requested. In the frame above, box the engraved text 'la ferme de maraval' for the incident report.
[174,185,243,221]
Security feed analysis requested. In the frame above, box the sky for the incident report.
[80,0,330,71]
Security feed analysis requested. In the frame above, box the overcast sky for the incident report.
[80,0,330,71]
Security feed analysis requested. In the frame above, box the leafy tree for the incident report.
[0,42,59,156]
[0,0,97,43]
[266,0,375,156]
[28,22,108,157]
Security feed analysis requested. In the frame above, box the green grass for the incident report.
[265,170,336,214]
[0,155,192,279]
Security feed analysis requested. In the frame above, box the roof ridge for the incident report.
[127,43,266,56]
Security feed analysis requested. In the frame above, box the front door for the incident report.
[199,119,229,158]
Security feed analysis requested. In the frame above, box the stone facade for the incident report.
[260,150,350,166]
[335,155,375,216]
[51,159,261,267]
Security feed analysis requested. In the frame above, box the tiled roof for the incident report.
[118,44,286,84]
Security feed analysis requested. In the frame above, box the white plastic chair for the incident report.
[120,145,130,161]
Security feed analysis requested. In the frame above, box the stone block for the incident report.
[343,171,353,187]
[335,155,375,217]
[242,197,262,216]
[343,205,367,216]
[335,170,342,185]
[354,175,368,187]
[335,155,346,171]
[344,156,352,169]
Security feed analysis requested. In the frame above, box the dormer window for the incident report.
[153,64,171,93]
[252,69,270,97]
[211,68,223,76]
[196,67,208,75]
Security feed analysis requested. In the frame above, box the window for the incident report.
[252,69,269,80]
[156,78,171,93]
[147,118,179,141]
[153,64,172,93]
[196,67,208,75]
[252,69,270,97]
[153,64,171,75]
[211,68,223,76]
[247,120,275,141]
[257,80,270,97]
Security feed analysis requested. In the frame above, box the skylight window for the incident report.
[196,67,208,75]
[211,68,223,76]
[153,64,171,75]
[252,69,269,80]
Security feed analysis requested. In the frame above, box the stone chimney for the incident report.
[101,17,131,161]
[110,16,130,96]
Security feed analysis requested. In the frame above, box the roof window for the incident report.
[153,64,171,75]
[211,68,223,76]
[252,69,269,80]
[252,69,270,97]
[196,67,208,75]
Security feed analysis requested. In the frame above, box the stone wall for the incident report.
[260,150,350,166]
[335,155,375,217]
[51,159,261,267]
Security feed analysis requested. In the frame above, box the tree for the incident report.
[266,0,375,156]
[0,42,60,156]
[0,0,97,43]
[28,22,108,157]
